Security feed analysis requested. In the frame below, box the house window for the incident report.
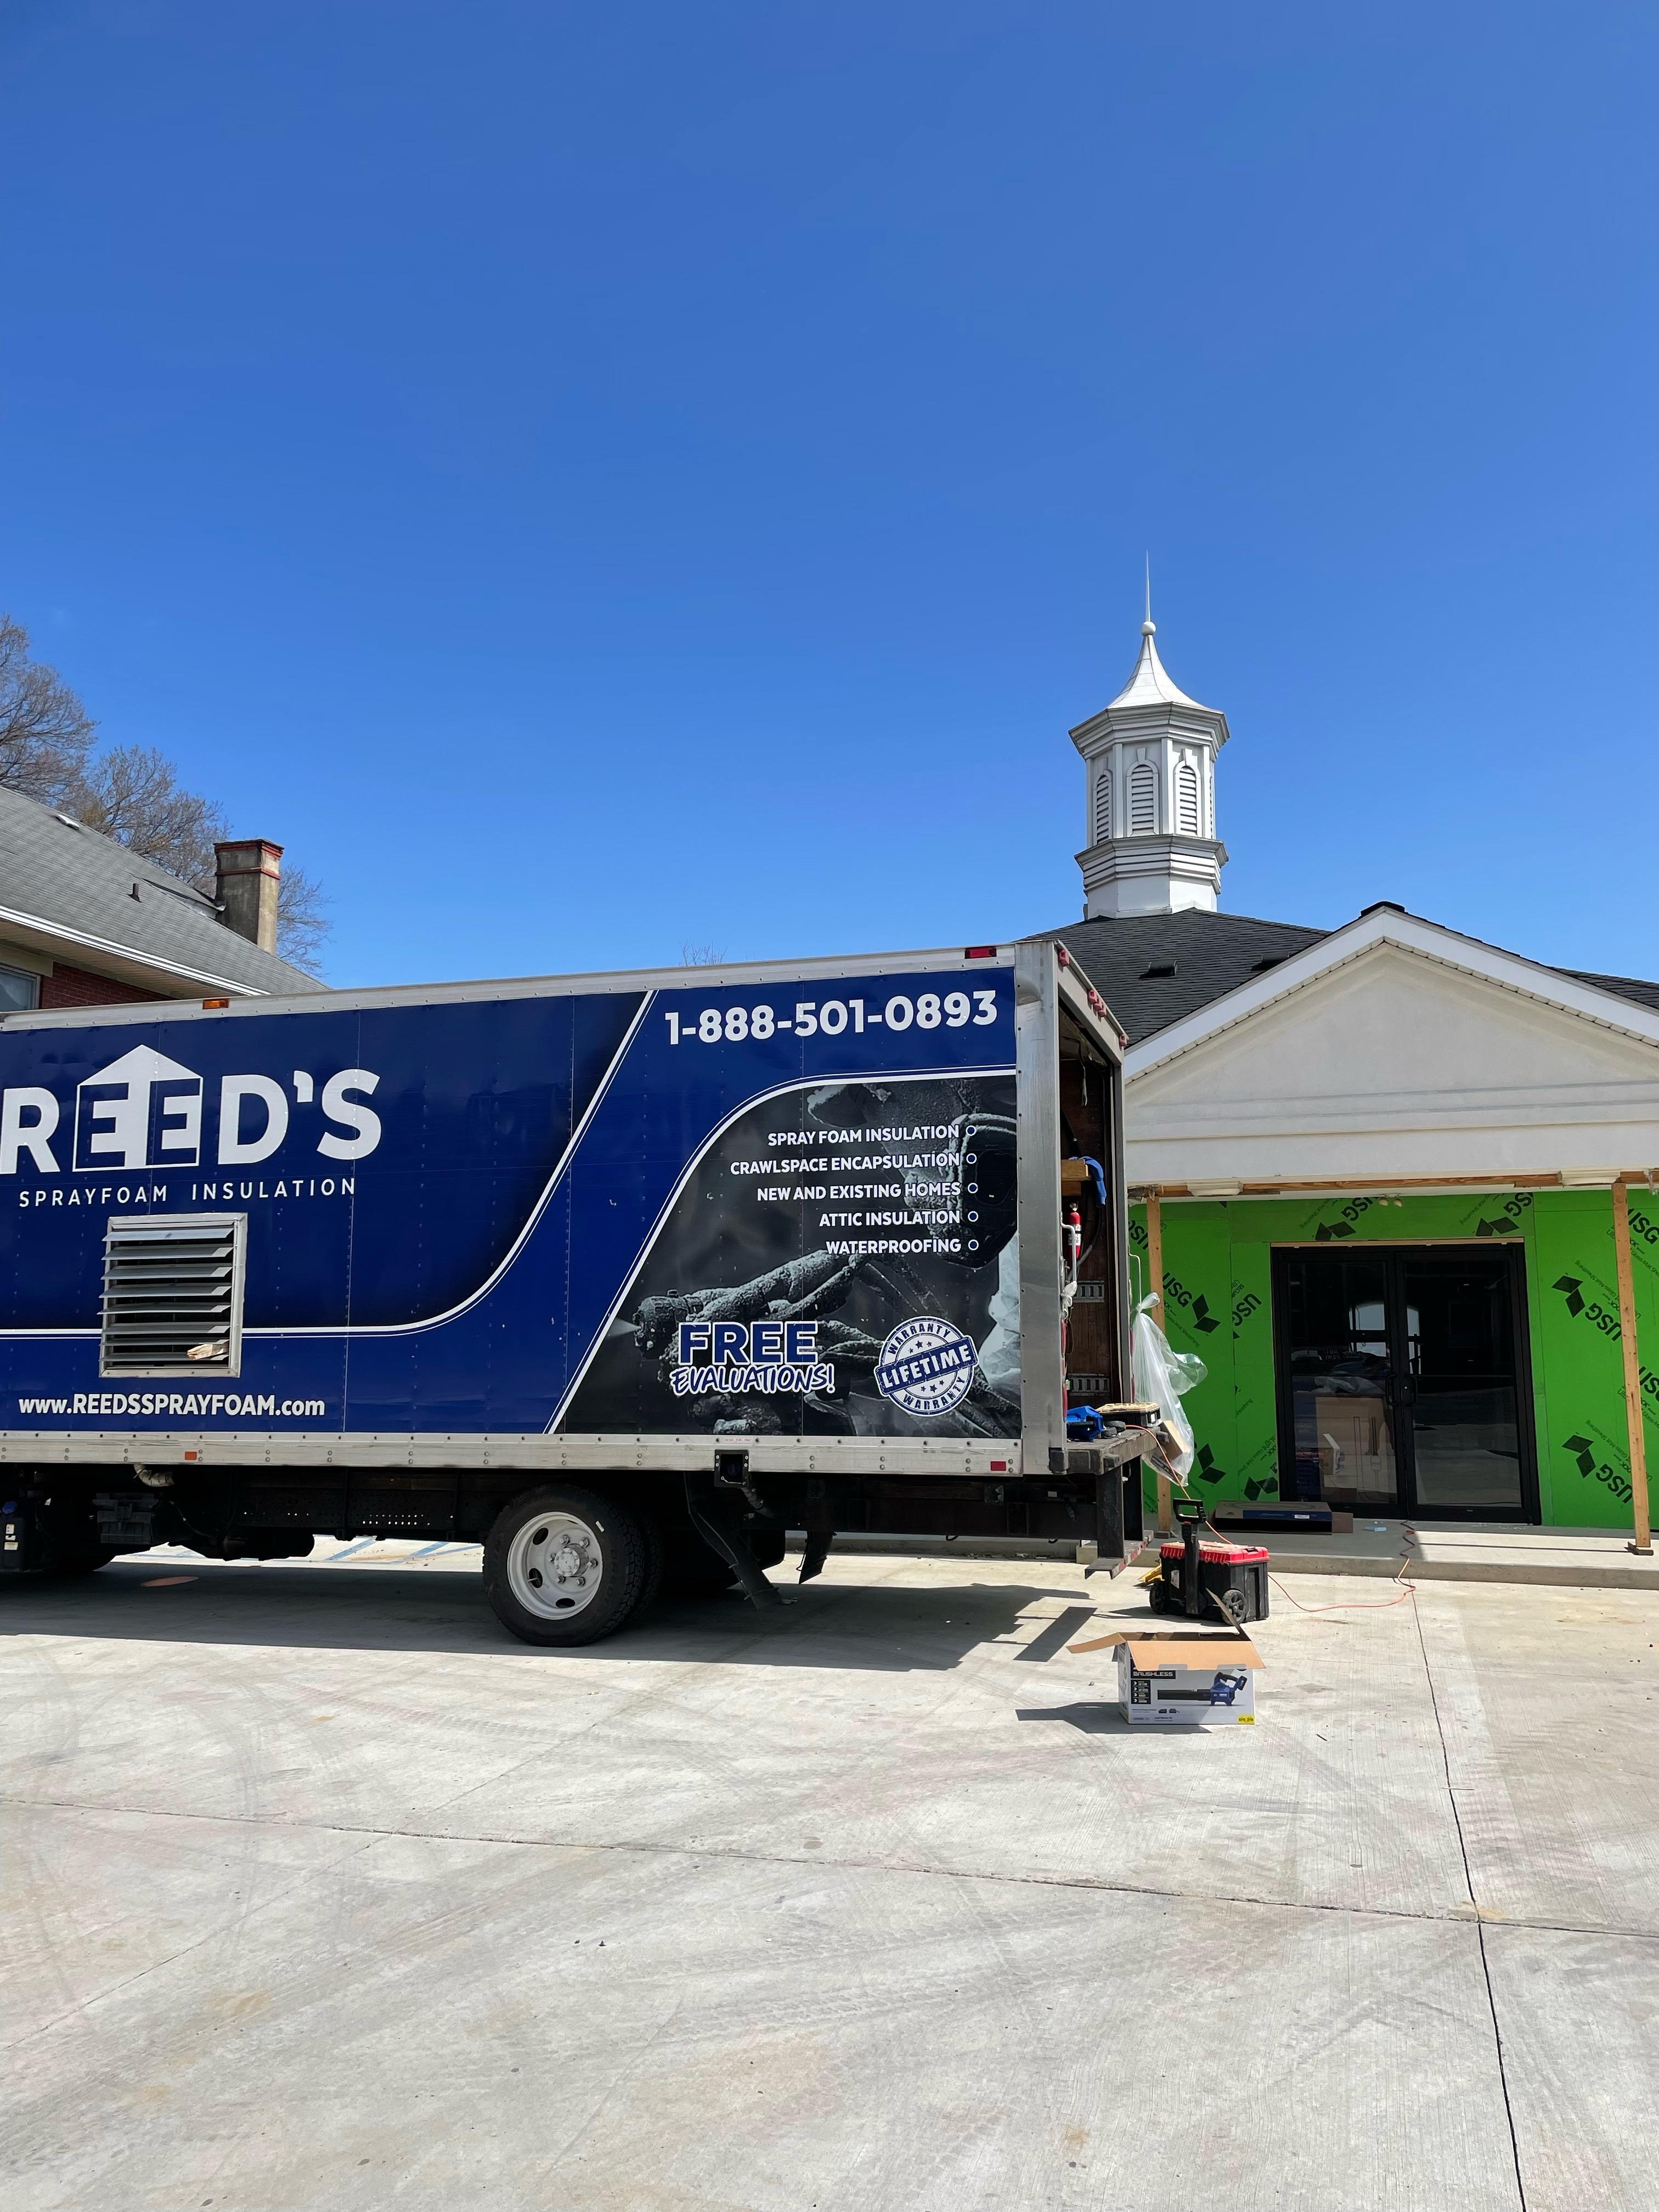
[0,966,40,1013]
[1128,761,1158,834]
[1176,761,1201,837]
[1094,771,1113,843]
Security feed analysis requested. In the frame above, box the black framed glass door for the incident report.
[1272,1245,1537,1521]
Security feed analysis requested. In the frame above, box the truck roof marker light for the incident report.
[202,998,230,1010]
[964,945,997,960]
[1055,945,1071,967]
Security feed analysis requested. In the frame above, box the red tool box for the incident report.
[1152,1506,1269,1624]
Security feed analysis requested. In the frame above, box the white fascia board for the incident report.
[1125,908,1659,1081]
[0,902,270,999]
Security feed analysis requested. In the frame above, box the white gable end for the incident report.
[1125,939,1659,1185]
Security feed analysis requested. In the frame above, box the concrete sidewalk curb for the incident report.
[785,1529,1659,1592]
[1262,1549,1659,1591]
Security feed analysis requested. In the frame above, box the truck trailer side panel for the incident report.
[0,940,1139,1635]
[0,950,1092,1459]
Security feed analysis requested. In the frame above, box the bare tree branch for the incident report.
[275,863,330,975]
[6,618,331,977]
[69,744,229,891]
[680,943,725,966]
[0,614,97,804]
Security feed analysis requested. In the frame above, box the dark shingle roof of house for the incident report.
[1558,967,1659,1015]
[0,783,324,997]
[1045,910,1329,1045]
[1045,907,1659,1047]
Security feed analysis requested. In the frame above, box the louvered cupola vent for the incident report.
[1128,761,1158,833]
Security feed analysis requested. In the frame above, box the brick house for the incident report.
[0,784,323,1011]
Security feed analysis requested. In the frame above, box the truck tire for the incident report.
[0,1505,122,1582]
[483,1486,653,1647]
[661,1541,738,1596]
[0,1542,120,1583]
[748,1528,788,1573]
[43,1544,121,1579]
[660,1524,787,1596]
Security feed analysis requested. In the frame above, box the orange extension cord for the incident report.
[1267,1555,1418,1615]
[1267,1519,1421,1613]
[1147,1492,1425,1619]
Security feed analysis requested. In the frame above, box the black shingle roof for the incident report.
[1558,968,1659,1016]
[1043,908,1659,1047]
[1044,910,1329,1045]
[0,783,323,997]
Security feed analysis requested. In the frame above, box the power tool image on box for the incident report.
[1208,1666,1250,1707]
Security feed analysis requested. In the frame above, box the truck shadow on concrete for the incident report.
[0,1561,1119,1674]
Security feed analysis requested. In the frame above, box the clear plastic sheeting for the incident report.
[1131,1292,1207,1478]
[977,1240,1022,1395]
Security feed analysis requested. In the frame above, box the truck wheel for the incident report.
[660,1539,740,1596]
[3,1508,122,1581]
[659,1525,787,1596]
[483,1486,651,1647]
[44,1544,121,1579]
[0,1543,119,1583]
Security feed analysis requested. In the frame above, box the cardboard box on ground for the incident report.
[1069,1629,1263,1726]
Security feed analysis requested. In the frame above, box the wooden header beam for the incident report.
[1133,1170,1656,1200]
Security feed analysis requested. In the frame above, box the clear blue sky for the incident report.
[4,3,1654,986]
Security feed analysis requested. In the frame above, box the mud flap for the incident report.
[797,1530,834,1584]
[684,1471,793,1620]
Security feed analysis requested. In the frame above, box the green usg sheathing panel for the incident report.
[1528,1188,1659,1528]
[1126,1187,1654,1530]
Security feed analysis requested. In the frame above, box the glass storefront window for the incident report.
[1274,1246,1532,1520]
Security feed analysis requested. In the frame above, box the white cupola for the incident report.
[1069,601,1229,918]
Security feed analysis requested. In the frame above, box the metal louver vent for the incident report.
[100,1214,246,1378]
[1128,761,1157,834]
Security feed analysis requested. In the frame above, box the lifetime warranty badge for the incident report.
[875,1316,979,1417]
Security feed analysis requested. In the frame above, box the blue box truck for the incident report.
[0,936,1144,1641]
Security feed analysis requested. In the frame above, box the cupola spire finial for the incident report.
[1069,574,1231,920]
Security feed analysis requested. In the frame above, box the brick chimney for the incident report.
[214,839,283,953]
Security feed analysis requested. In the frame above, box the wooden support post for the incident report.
[1611,1180,1654,1555]
[1145,1188,1163,1321]
[1146,1189,1173,1536]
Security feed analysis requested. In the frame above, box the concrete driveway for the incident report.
[3,1549,1655,2211]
